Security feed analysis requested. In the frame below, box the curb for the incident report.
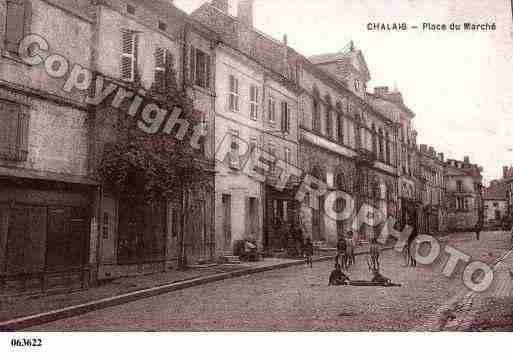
[0,247,391,331]
[0,255,334,331]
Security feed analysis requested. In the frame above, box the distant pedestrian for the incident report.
[475,217,484,241]
[336,235,348,269]
[407,222,418,267]
[369,239,380,270]
[346,231,356,267]
[303,237,314,268]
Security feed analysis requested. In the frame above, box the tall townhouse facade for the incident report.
[445,156,483,231]
[195,1,404,249]
[192,0,300,253]
[1,0,219,294]
[302,46,399,245]
[0,0,96,293]
[418,145,446,234]
[89,0,217,279]
[367,87,418,228]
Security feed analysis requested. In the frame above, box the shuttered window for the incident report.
[281,101,290,133]
[5,0,30,54]
[0,99,29,162]
[121,29,137,81]
[190,47,211,89]
[228,75,239,112]
[249,85,259,121]
[268,97,276,126]
[337,113,344,144]
[154,47,173,93]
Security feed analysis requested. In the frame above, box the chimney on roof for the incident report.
[211,0,229,13]
[238,0,254,27]
[420,144,428,153]
[428,146,435,156]
[464,156,470,165]
[439,153,444,162]
[504,166,509,179]
[374,86,389,97]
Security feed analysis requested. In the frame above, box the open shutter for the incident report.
[154,47,166,92]
[17,108,29,161]
[121,29,136,81]
[5,0,30,54]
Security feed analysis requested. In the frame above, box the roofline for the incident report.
[366,92,416,118]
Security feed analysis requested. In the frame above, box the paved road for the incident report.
[31,232,511,331]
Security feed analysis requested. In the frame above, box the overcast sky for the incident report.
[175,0,513,184]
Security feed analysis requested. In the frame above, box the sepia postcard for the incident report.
[1,0,513,356]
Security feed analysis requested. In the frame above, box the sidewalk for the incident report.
[0,242,383,330]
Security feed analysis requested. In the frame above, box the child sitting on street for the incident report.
[329,263,350,286]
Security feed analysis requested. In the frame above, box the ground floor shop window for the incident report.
[117,200,166,265]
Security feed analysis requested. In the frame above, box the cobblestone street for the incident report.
[27,232,512,332]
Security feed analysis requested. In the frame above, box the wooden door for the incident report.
[6,205,47,275]
[222,194,231,252]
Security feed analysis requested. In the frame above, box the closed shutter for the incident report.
[205,55,211,89]
[5,0,30,54]
[154,47,166,92]
[0,99,27,161]
[189,46,196,84]
[121,29,136,81]
[281,102,289,133]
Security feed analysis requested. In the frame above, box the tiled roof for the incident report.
[308,52,346,64]
[484,184,507,200]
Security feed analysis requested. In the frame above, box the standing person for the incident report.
[475,215,484,241]
[346,230,356,267]
[407,215,418,268]
[369,238,380,270]
[303,237,314,268]
[336,235,347,270]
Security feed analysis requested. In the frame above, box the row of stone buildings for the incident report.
[0,0,484,293]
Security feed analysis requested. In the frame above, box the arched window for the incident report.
[325,94,333,138]
[312,86,321,132]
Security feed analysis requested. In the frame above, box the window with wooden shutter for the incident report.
[154,47,167,92]
[268,97,276,126]
[189,46,196,84]
[5,0,30,54]
[0,99,28,162]
[228,75,239,112]
[121,29,137,81]
[337,113,344,144]
[281,101,290,133]
[249,85,259,121]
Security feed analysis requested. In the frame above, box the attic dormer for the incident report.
[308,41,371,99]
